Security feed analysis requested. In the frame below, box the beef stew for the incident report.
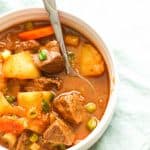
[0,21,109,150]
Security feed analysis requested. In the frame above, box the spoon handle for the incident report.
[43,0,73,75]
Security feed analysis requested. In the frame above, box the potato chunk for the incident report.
[18,91,52,133]
[0,63,6,92]
[0,92,13,115]
[65,35,79,46]
[17,91,52,111]
[3,51,40,79]
[79,44,105,76]
[0,92,26,116]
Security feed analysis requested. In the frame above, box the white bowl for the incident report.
[0,8,117,150]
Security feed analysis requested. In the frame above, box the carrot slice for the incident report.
[18,26,54,40]
[0,118,24,134]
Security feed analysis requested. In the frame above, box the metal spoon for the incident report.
[43,0,95,91]
[43,0,75,75]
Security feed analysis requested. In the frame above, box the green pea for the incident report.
[49,91,55,102]
[87,117,98,131]
[5,95,15,104]
[38,50,47,61]
[29,133,39,143]
[67,51,75,65]
[68,51,75,60]
[28,107,38,119]
[85,102,96,113]
[42,99,50,113]
[24,22,33,31]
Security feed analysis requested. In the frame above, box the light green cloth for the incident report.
[0,0,150,150]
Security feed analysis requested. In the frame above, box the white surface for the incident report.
[0,0,150,150]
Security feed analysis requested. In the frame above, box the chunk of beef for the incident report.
[20,77,62,92]
[33,50,64,74]
[14,40,40,51]
[0,34,14,50]
[43,118,75,146]
[0,39,40,51]
[53,91,85,124]
[6,79,20,97]
[45,40,60,52]
[16,131,29,150]
[0,41,8,50]
[33,40,64,74]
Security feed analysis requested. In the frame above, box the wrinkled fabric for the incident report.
[0,0,150,150]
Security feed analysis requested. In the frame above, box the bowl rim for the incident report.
[0,8,118,150]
